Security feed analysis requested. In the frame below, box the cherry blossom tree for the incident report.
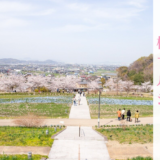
[26,75,51,92]
[141,81,152,92]
[49,76,80,92]
[104,78,114,91]
[88,80,101,94]
[0,75,25,92]
[122,80,134,96]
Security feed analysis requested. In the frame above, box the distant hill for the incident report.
[0,58,60,65]
[117,54,153,84]
[0,58,23,64]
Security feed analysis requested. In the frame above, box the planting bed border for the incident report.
[92,127,108,141]
[51,127,66,139]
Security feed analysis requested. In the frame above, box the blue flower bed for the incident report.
[0,96,72,104]
[88,98,153,105]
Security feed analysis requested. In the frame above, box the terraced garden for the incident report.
[89,104,153,119]
[96,125,153,144]
[0,126,63,147]
[0,103,71,119]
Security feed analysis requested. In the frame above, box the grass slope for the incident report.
[96,125,153,144]
[0,126,63,147]
[0,103,70,119]
[90,104,153,119]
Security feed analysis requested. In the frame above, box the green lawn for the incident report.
[0,93,73,99]
[0,103,71,119]
[96,125,153,144]
[89,104,153,119]
[0,126,63,147]
[0,154,48,160]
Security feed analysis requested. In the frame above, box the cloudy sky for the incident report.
[0,0,152,65]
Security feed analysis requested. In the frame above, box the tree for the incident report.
[50,76,80,92]
[104,79,115,91]
[123,81,134,96]
[116,66,128,80]
[113,78,122,95]
[88,81,100,94]
[0,75,25,92]
[133,74,144,85]
[141,81,152,93]
[101,78,106,87]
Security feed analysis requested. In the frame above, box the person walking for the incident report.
[117,109,121,121]
[73,96,76,106]
[121,108,125,120]
[135,110,139,123]
[127,110,131,121]
[78,96,81,105]
[80,91,82,97]
[83,92,85,97]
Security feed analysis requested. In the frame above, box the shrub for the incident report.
[13,113,45,127]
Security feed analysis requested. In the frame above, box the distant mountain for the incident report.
[0,58,60,65]
[0,58,24,64]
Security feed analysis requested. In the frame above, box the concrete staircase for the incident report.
[48,126,110,160]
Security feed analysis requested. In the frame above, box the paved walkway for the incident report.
[48,94,110,160]
[69,94,91,119]
[0,117,153,126]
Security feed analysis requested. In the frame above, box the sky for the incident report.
[0,0,153,65]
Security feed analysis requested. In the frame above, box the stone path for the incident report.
[48,94,110,160]
[69,94,91,119]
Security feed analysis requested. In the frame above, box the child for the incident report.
[135,110,139,123]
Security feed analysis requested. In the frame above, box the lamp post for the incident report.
[98,89,101,128]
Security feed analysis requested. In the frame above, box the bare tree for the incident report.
[113,77,121,95]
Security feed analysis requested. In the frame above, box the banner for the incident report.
[153,0,160,159]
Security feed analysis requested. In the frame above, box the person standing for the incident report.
[121,108,125,120]
[135,110,139,123]
[80,91,82,97]
[117,109,121,121]
[127,110,131,121]
[83,92,85,97]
